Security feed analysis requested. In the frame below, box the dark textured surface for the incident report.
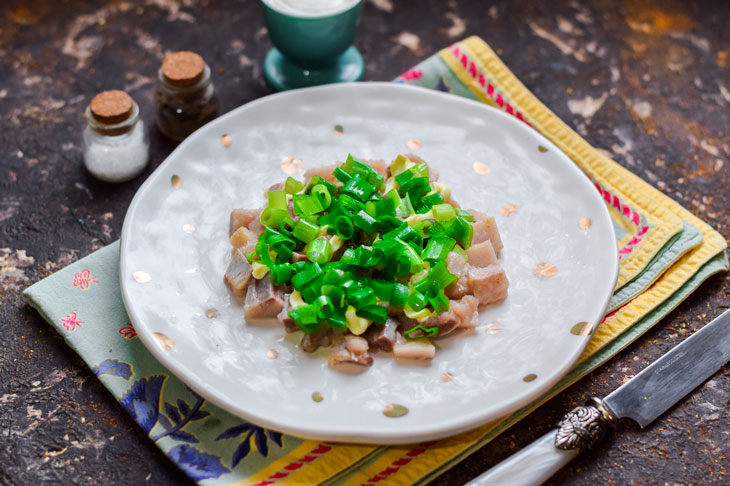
[1,1,729,485]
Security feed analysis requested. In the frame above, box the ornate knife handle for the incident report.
[555,397,618,451]
[466,398,618,486]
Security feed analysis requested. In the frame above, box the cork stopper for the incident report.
[161,51,206,87]
[89,90,134,124]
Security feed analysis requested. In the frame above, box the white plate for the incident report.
[120,82,618,444]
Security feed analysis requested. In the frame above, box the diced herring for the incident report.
[468,264,509,305]
[471,215,503,252]
[230,226,256,251]
[398,295,479,336]
[229,208,262,236]
[466,240,499,267]
[277,295,298,333]
[393,334,436,360]
[363,317,398,352]
[328,335,374,370]
[224,248,252,296]
[444,252,470,299]
[301,328,336,352]
[244,274,285,322]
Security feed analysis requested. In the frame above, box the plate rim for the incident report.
[120,81,619,444]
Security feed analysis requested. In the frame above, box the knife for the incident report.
[467,308,730,486]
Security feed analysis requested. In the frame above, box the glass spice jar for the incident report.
[155,51,220,141]
[82,90,150,183]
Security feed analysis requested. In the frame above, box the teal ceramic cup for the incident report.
[261,0,364,91]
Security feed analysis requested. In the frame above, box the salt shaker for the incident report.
[155,51,220,141]
[82,90,150,183]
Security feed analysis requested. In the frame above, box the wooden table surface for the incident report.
[1,0,729,484]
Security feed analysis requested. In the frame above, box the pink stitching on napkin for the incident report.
[72,269,99,290]
[119,323,137,339]
[248,443,332,486]
[399,69,423,81]
[361,441,438,485]
[61,312,83,332]
[447,44,531,126]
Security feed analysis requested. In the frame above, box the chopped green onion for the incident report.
[401,177,430,199]
[293,194,325,216]
[261,208,288,228]
[355,304,388,324]
[279,217,296,236]
[404,325,439,341]
[340,248,356,265]
[391,282,409,307]
[457,208,474,222]
[293,219,320,243]
[428,290,450,313]
[275,245,293,264]
[353,209,378,233]
[304,175,336,195]
[343,175,376,202]
[378,215,402,233]
[415,192,445,213]
[445,216,474,248]
[390,154,413,177]
[255,242,274,266]
[407,290,427,311]
[307,238,333,264]
[338,194,364,215]
[288,304,321,334]
[352,246,374,267]
[325,313,347,331]
[432,203,456,221]
[394,238,424,274]
[429,261,457,289]
[367,198,394,218]
[395,168,413,188]
[301,280,323,303]
[333,215,354,239]
[285,177,304,194]
[314,295,335,319]
[333,167,352,183]
[386,188,406,217]
[422,236,456,262]
[267,190,287,211]
[291,262,323,290]
[349,287,376,308]
[311,184,332,210]
[411,162,429,179]
[403,193,415,217]
[260,226,283,244]
[412,274,434,295]
[343,154,384,189]
[270,264,293,285]
[321,284,346,307]
[267,233,296,252]
[369,279,393,302]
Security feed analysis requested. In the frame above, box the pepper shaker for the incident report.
[82,90,150,183]
[155,51,220,141]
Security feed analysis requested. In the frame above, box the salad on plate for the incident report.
[225,154,509,372]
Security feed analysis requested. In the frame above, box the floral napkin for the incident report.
[24,36,727,485]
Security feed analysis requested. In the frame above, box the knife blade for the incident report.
[467,307,730,486]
